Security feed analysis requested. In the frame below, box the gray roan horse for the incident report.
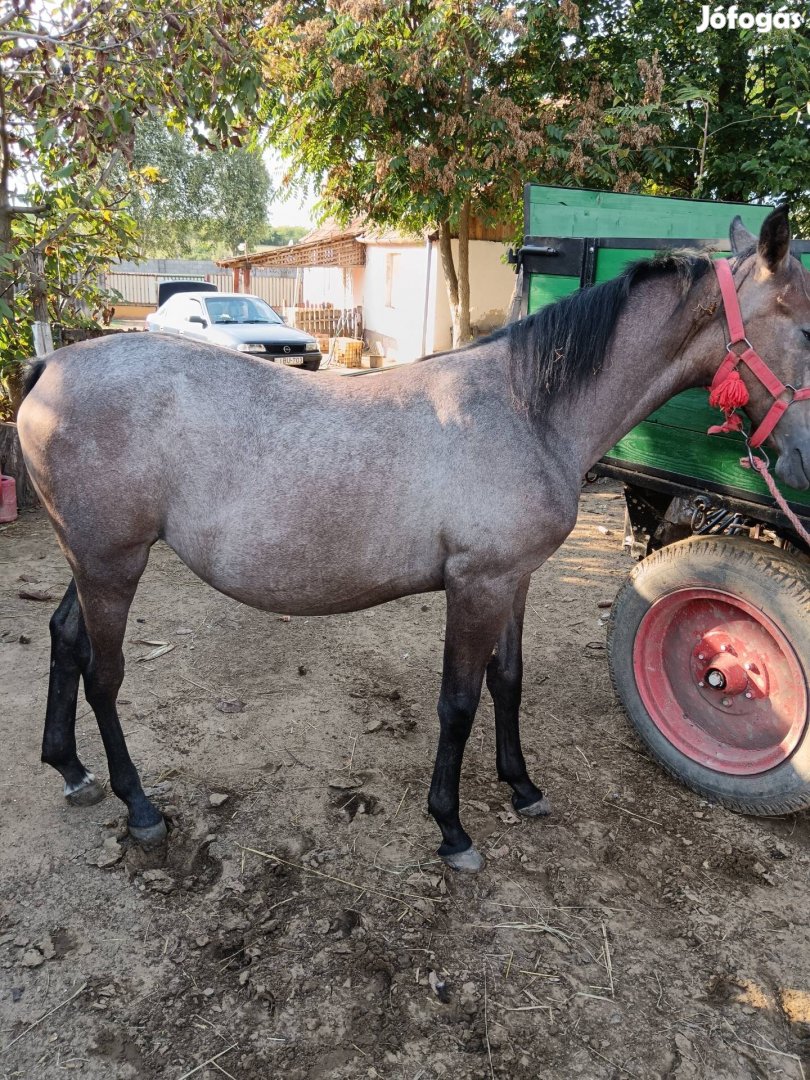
[17,208,810,872]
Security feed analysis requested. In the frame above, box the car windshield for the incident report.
[204,297,283,325]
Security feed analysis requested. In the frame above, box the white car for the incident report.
[146,292,322,370]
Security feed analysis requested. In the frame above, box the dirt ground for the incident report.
[1,481,808,1080]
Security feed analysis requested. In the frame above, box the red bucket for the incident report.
[0,474,18,523]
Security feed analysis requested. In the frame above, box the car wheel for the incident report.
[303,360,321,371]
[607,536,810,815]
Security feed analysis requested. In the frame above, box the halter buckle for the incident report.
[726,336,754,356]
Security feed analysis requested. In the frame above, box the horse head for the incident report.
[728,207,810,490]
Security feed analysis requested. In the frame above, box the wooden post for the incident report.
[232,266,241,292]
[242,263,251,292]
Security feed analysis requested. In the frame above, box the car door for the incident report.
[180,298,208,340]
[154,296,183,335]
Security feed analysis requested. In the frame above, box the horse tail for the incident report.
[22,359,46,399]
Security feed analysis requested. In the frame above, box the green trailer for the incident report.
[518,186,810,814]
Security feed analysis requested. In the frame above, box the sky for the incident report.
[264,150,318,228]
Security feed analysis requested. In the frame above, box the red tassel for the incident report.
[709,369,749,412]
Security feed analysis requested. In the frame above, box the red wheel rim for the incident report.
[633,588,807,775]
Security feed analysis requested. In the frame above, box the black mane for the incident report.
[487,251,714,414]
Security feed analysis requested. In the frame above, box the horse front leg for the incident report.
[428,575,516,873]
[486,575,550,817]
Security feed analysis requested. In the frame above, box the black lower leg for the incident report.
[84,663,164,836]
[41,581,98,794]
[428,696,477,857]
[428,581,519,867]
[486,593,546,813]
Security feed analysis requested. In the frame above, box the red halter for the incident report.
[708,258,810,447]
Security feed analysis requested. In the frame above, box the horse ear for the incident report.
[729,215,755,253]
[757,205,791,273]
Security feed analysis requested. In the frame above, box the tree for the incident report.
[0,0,265,415]
[132,120,273,258]
[258,225,308,247]
[576,0,810,224]
[260,0,664,346]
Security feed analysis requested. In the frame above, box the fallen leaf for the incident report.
[18,589,54,602]
[328,775,363,790]
[215,699,245,714]
[136,644,176,662]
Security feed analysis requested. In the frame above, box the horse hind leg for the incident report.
[73,544,166,844]
[42,580,105,806]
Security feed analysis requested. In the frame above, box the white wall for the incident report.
[362,238,515,362]
[362,243,430,363]
[302,266,355,308]
[430,239,515,354]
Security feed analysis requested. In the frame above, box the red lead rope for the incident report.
[707,258,810,544]
[746,455,810,547]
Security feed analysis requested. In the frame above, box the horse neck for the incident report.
[550,272,723,475]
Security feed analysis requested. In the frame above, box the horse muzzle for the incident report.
[773,422,810,490]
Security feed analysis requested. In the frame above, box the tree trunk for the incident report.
[0,422,37,508]
[28,250,54,356]
[437,207,473,349]
[456,198,471,345]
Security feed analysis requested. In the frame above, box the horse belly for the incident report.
[164,517,444,616]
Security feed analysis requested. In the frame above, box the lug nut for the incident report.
[722,697,732,707]
[698,653,705,660]
[744,692,752,699]
[698,681,705,687]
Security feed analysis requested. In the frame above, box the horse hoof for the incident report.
[129,818,168,847]
[64,775,106,807]
[516,795,551,818]
[441,845,484,873]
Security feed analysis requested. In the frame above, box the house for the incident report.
[215,218,517,364]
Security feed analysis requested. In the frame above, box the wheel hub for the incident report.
[693,634,768,703]
[633,587,807,775]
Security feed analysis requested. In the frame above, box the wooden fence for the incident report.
[284,305,363,338]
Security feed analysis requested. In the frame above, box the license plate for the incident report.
[276,355,304,366]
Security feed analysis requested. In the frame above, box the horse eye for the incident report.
[804,329,810,343]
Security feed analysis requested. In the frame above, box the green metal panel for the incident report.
[604,395,810,513]
[527,273,580,310]
[526,185,774,240]
[594,248,655,281]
